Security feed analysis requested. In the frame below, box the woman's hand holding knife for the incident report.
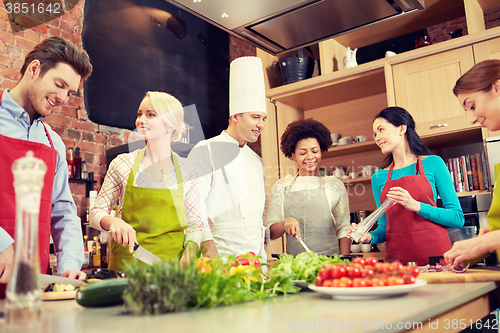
[101,216,137,253]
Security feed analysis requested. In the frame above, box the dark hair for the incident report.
[280,118,332,159]
[20,36,92,80]
[453,59,500,96]
[374,107,432,168]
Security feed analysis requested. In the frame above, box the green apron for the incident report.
[487,163,500,260]
[109,148,188,271]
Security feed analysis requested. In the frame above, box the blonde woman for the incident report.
[90,92,202,270]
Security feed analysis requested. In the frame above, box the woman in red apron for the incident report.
[348,107,464,265]
[89,92,202,271]
[446,60,500,266]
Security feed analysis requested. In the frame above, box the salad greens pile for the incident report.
[270,252,348,283]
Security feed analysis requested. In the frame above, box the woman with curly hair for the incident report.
[265,118,351,256]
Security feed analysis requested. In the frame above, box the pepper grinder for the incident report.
[6,151,47,329]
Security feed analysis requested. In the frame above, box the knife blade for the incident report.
[39,274,86,288]
[133,243,162,266]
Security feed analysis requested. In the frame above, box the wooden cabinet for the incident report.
[258,1,500,257]
[391,47,477,137]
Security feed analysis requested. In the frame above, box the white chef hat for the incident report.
[229,56,267,116]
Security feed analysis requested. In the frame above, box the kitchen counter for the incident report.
[0,281,498,333]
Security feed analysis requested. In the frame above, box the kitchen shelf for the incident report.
[325,140,378,158]
[456,190,492,197]
[268,66,386,111]
[68,172,95,196]
[341,177,371,185]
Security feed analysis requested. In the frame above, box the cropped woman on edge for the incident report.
[90,92,202,271]
[348,107,464,265]
[445,59,500,266]
[265,118,351,256]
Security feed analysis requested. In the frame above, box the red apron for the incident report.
[0,91,56,298]
[381,158,452,265]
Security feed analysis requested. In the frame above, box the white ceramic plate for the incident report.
[291,279,310,289]
[308,279,427,300]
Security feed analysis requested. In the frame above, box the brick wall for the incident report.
[428,6,500,43]
[0,0,134,216]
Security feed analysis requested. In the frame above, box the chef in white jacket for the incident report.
[188,56,268,263]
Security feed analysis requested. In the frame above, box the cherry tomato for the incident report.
[314,276,322,286]
[347,266,362,278]
[318,267,329,281]
[391,261,403,271]
[352,278,367,287]
[403,275,416,285]
[381,262,394,273]
[365,256,378,266]
[352,257,366,266]
[361,267,374,278]
[371,277,385,287]
[331,279,340,287]
[409,266,420,278]
[387,276,404,286]
[338,277,353,288]
[329,265,347,279]
[323,263,335,271]
[374,262,384,273]
[236,257,250,266]
[322,279,334,287]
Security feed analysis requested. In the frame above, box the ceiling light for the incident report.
[221,13,228,18]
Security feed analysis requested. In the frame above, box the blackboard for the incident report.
[82,0,230,143]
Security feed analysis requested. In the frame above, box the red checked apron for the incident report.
[108,148,187,272]
[381,158,452,266]
[0,91,56,297]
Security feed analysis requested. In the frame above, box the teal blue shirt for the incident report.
[369,155,464,244]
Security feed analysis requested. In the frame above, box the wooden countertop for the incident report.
[1,281,497,333]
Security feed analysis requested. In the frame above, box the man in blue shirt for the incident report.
[0,37,93,287]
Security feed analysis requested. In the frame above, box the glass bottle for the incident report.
[92,236,101,267]
[81,160,88,180]
[66,148,74,179]
[6,151,47,329]
[74,147,82,180]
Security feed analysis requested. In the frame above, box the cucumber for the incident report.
[76,278,129,307]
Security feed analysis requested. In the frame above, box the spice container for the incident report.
[350,198,396,243]
[6,151,46,328]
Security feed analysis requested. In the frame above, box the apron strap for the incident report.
[127,147,146,185]
[171,152,183,192]
[387,157,424,180]
[128,147,184,192]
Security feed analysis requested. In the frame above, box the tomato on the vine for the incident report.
[314,276,322,286]
[318,267,329,281]
[322,279,334,287]
[352,257,366,266]
[365,256,378,266]
[347,266,362,278]
[361,267,374,278]
[352,278,367,287]
[338,277,353,288]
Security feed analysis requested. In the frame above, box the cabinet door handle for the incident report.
[429,123,448,130]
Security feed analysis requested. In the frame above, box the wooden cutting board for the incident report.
[42,290,77,301]
[418,269,500,284]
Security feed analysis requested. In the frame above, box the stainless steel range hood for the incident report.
[165,0,424,54]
